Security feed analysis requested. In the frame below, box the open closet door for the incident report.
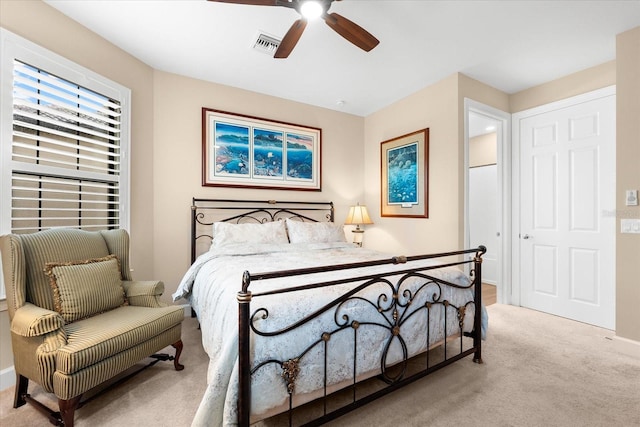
[469,164,498,285]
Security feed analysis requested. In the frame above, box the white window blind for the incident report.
[1,28,131,300]
[10,60,122,232]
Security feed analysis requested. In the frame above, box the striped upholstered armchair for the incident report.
[0,228,184,427]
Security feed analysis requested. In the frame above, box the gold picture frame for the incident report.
[380,128,429,218]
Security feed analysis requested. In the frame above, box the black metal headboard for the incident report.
[191,198,335,263]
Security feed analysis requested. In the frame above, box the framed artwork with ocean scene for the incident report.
[380,128,429,218]
[202,108,321,190]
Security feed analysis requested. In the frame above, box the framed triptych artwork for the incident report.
[202,108,321,191]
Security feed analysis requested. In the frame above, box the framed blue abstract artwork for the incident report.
[202,108,321,191]
[380,128,429,218]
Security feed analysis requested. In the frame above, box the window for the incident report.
[0,28,131,299]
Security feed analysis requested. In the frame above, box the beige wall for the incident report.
[615,26,640,342]
[510,61,616,112]
[469,133,498,167]
[362,73,509,254]
[152,71,365,296]
[363,74,460,254]
[459,74,512,113]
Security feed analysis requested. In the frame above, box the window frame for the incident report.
[0,28,131,300]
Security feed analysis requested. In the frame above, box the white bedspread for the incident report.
[173,242,482,427]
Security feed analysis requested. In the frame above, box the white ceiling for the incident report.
[468,112,499,139]
[44,0,640,117]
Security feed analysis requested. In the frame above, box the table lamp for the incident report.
[344,203,373,247]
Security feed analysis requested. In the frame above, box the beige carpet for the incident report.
[1,304,639,426]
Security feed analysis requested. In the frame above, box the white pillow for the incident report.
[285,218,347,244]
[212,221,289,247]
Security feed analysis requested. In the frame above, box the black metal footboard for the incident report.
[237,246,486,426]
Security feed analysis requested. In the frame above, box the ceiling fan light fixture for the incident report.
[208,0,379,58]
[300,1,323,20]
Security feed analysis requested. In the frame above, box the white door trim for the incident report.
[511,85,616,308]
[464,98,512,304]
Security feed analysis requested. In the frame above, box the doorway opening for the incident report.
[464,99,511,305]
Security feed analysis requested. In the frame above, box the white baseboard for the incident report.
[0,365,15,391]
[610,335,640,358]
[612,334,640,347]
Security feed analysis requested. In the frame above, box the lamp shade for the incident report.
[344,205,373,226]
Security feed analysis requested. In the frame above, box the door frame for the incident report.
[464,99,512,304]
[511,85,616,308]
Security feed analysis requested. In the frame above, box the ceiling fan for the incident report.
[208,0,380,58]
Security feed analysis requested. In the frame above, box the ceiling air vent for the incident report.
[253,33,281,55]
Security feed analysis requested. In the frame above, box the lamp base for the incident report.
[351,228,364,247]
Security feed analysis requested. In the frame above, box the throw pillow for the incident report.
[44,255,127,323]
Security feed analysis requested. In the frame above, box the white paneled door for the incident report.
[518,89,616,329]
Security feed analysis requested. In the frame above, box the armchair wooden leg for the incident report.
[58,395,82,427]
[172,340,185,371]
[14,374,28,408]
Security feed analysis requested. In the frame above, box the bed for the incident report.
[173,198,486,426]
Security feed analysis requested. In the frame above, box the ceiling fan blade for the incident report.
[207,0,279,6]
[274,19,307,58]
[323,12,379,52]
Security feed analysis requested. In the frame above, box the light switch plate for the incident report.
[626,190,638,206]
[621,219,640,234]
